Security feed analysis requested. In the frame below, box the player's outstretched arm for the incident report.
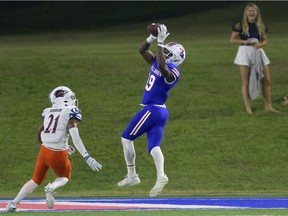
[157,25,175,83]
[68,119,102,172]
[139,34,156,65]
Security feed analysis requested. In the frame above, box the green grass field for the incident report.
[1,2,288,215]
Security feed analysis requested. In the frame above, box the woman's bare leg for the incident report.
[262,65,279,112]
[239,65,253,114]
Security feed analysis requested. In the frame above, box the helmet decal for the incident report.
[179,48,185,59]
[55,90,68,98]
[164,42,186,66]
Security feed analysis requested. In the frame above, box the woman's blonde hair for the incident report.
[242,3,266,39]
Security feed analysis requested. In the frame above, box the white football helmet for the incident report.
[164,42,186,66]
[49,86,78,107]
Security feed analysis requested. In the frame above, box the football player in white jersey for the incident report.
[118,24,186,197]
[6,86,102,212]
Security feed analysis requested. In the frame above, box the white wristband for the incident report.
[146,37,153,44]
[146,35,156,44]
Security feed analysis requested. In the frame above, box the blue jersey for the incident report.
[141,59,180,105]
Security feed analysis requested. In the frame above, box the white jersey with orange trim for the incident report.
[40,106,82,150]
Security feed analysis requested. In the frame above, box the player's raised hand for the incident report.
[146,34,157,44]
[157,24,170,46]
[85,156,102,172]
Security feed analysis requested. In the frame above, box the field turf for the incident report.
[1,2,288,215]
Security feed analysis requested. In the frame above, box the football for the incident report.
[147,23,161,37]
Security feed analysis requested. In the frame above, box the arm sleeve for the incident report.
[69,127,89,158]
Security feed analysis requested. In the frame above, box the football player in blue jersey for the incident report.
[118,24,186,197]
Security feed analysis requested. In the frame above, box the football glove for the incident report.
[84,156,102,172]
[68,145,75,156]
[146,34,157,44]
[157,24,170,46]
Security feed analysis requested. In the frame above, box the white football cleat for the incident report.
[5,201,17,212]
[149,174,169,197]
[44,183,55,209]
[117,174,141,187]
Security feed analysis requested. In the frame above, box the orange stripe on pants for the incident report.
[32,145,71,185]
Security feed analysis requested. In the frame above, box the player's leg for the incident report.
[44,177,69,209]
[147,107,168,179]
[6,146,48,212]
[117,137,141,187]
[47,177,69,190]
[150,146,165,180]
[239,65,252,114]
[148,129,169,197]
[118,107,152,187]
[49,149,71,190]
[121,137,136,177]
[6,179,39,212]
[45,149,71,208]
[150,150,169,197]
[147,107,169,197]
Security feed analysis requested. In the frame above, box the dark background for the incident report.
[0,1,241,34]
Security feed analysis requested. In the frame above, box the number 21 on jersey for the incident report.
[44,114,60,134]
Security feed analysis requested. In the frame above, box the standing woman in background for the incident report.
[230,2,279,114]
